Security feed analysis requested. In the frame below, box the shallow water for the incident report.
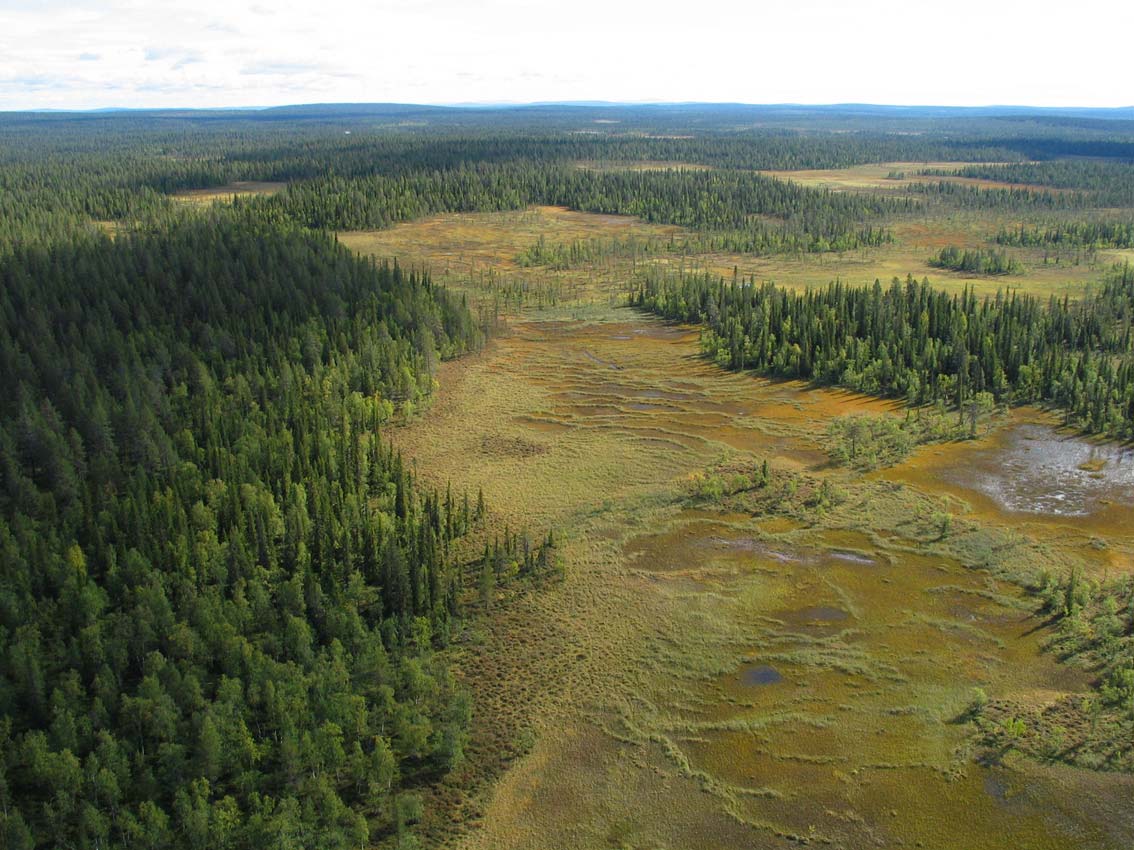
[624,521,879,575]
[623,520,779,573]
[830,550,876,565]
[943,424,1134,516]
[739,664,783,686]
[783,604,850,623]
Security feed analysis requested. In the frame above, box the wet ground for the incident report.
[392,307,1134,850]
[884,415,1134,576]
[621,514,1123,849]
[941,423,1134,516]
[335,207,1134,849]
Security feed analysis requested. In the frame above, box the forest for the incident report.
[0,213,493,849]
[5,104,1134,255]
[996,220,1134,249]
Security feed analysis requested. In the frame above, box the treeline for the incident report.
[996,220,1134,249]
[923,160,1134,207]
[906,179,1088,210]
[265,163,902,254]
[0,126,941,246]
[0,151,899,257]
[681,223,892,255]
[929,246,1023,275]
[631,264,1134,438]
[985,568,1134,771]
[0,214,488,849]
[1044,567,1134,723]
[14,107,1134,185]
[0,115,1028,185]
[516,227,892,269]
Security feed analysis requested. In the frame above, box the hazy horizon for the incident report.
[5,100,1134,115]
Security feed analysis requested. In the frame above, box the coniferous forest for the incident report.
[0,214,490,848]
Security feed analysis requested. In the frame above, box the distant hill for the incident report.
[8,101,1134,124]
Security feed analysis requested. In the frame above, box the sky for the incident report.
[0,0,1131,111]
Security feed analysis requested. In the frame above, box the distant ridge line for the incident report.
[5,101,1134,118]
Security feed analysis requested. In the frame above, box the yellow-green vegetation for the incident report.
[666,210,1114,299]
[344,197,1116,306]
[758,161,1058,194]
[339,206,682,277]
[346,207,1134,849]
[171,180,286,204]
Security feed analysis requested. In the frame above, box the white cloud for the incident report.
[0,0,1130,109]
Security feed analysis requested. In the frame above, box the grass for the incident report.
[665,214,1107,300]
[340,206,1134,850]
[340,202,1116,323]
[757,161,1056,194]
[170,181,286,204]
[338,205,681,277]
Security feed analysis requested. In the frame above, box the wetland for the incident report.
[370,209,1134,847]
[940,423,1134,517]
